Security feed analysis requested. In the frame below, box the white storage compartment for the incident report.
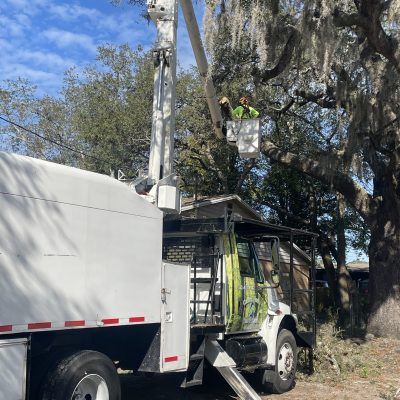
[158,184,181,214]
[0,338,28,399]
[226,119,261,158]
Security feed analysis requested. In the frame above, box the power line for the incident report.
[0,115,109,167]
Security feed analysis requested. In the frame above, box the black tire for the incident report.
[262,329,297,394]
[40,350,121,400]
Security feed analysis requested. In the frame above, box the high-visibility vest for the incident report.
[232,105,259,119]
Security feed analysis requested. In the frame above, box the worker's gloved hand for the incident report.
[219,96,230,105]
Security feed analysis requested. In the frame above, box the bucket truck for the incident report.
[0,1,316,399]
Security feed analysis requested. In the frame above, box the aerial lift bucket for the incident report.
[226,119,261,159]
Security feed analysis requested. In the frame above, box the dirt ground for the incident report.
[120,337,400,400]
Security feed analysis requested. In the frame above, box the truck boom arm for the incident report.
[180,0,224,139]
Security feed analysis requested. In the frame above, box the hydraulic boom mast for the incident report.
[145,0,224,213]
[145,0,259,212]
[147,0,178,187]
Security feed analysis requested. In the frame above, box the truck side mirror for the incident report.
[271,239,280,285]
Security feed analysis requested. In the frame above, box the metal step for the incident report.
[190,323,225,334]
[189,353,204,361]
[181,339,206,388]
[182,379,203,388]
[205,340,261,400]
[191,277,218,283]
[190,300,215,304]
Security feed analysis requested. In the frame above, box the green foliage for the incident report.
[298,319,382,383]
[203,0,375,260]
[0,45,156,175]
[63,44,154,175]
[0,78,80,165]
[175,67,261,197]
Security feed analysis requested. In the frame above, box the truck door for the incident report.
[224,234,268,333]
[160,262,190,372]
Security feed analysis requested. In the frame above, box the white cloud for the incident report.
[2,63,57,83]
[0,39,13,52]
[17,50,75,70]
[0,0,49,16]
[48,4,101,22]
[0,0,202,96]
[14,13,31,27]
[42,28,96,53]
[47,3,124,34]
[0,62,62,96]
[0,15,27,38]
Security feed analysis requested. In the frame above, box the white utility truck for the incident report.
[0,1,316,399]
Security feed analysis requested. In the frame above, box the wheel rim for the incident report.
[277,342,294,381]
[71,374,109,400]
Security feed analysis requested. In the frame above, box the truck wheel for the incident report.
[41,350,121,400]
[262,329,297,394]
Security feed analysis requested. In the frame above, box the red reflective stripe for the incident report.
[65,320,85,327]
[129,317,145,323]
[102,318,119,325]
[28,322,51,330]
[0,325,12,332]
[164,356,178,363]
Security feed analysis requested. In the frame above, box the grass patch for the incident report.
[297,319,382,384]
[379,385,400,400]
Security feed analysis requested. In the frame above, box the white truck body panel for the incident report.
[0,151,163,333]
[0,338,28,399]
[260,302,292,365]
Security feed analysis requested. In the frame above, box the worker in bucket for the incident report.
[232,96,259,119]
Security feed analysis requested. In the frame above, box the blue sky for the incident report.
[0,0,200,96]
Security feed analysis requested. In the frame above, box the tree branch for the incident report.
[253,27,301,83]
[333,2,400,72]
[261,139,375,222]
[234,159,256,194]
[270,98,295,115]
[295,89,337,109]
[332,9,366,29]
[260,198,311,226]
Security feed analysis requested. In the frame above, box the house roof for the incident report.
[181,194,263,221]
[347,260,369,271]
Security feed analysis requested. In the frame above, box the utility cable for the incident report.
[0,115,110,167]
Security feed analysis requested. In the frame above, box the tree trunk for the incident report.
[367,209,400,339]
[336,193,352,328]
[318,237,338,308]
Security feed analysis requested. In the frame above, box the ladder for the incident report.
[191,251,222,326]
[162,235,224,332]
